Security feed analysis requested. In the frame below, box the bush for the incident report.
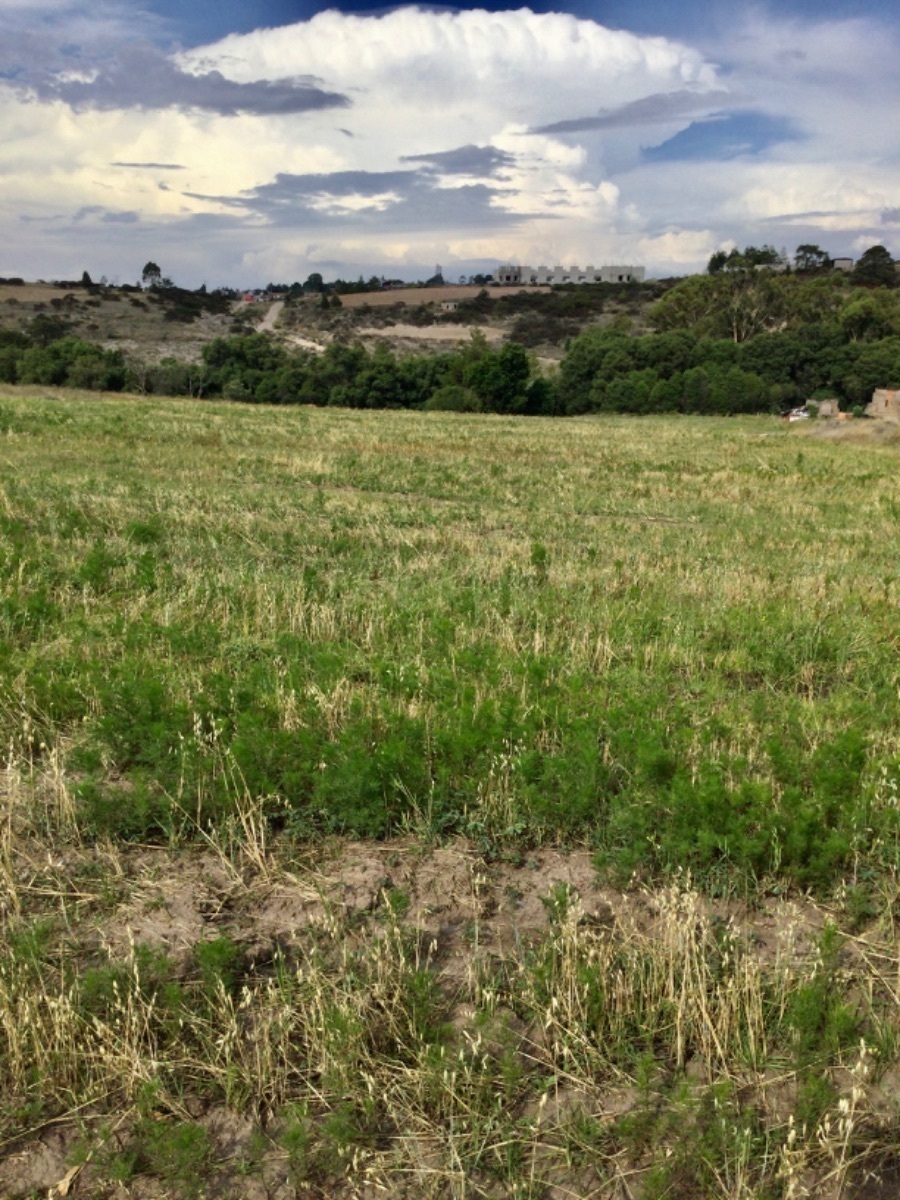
[423,384,482,412]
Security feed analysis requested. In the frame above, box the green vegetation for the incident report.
[1,390,897,883]
[0,390,898,1197]
[4,258,900,415]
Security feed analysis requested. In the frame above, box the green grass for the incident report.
[1,385,898,895]
[1,373,898,1200]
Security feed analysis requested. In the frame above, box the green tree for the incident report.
[141,262,162,288]
[465,343,531,413]
[839,294,897,343]
[852,245,895,288]
[794,244,830,273]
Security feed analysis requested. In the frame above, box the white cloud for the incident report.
[2,5,899,283]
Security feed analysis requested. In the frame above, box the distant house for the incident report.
[865,388,900,421]
[440,300,459,312]
[495,262,646,286]
[832,258,854,273]
[808,398,841,418]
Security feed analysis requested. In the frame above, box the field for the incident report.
[1,385,898,1198]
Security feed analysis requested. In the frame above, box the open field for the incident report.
[0,386,898,1197]
[337,286,547,308]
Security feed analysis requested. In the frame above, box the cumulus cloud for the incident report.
[14,42,349,116]
[2,4,898,283]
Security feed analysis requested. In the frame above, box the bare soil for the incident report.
[3,838,898,1199]
[337,286,543,309]
[356,322,506,344]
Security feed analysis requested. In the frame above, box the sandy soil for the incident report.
[2,837,897,1199]
[358,322,505,343]
[256,299,284,333]
[338,285,544,309]
[0,283,80,303]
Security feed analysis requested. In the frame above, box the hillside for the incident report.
[0,279,661,364]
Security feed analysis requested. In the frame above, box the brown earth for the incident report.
[2,837,898,1199]
[337,285,544,309]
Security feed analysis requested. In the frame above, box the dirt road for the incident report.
[256,300,284,332]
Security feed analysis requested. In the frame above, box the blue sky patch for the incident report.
[643,111,802,163]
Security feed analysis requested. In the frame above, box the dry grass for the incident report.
[0,388,898,1196]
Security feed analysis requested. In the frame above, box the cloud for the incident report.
[400,144,516,177]
[188,167,537,234]
[18,42,349,116]
[111,160,186,170]
[642,111,802,162]
[3,5,898,283]
[533,88,732,135]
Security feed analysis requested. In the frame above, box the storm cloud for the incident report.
[186,167,538,233]
[400,144,517,177]
[18,42,349,116]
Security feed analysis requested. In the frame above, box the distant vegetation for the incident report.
[1,246,899,414]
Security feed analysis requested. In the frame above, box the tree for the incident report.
[853,245,896,288]
[465,343,531,413]
[303,273,324,294]
[81,270,93,287]
[839,294,896,342]
[141,262,162,288]
[794,244,830,273]
[708,245,782,274]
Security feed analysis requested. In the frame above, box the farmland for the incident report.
[1,386,898,1198]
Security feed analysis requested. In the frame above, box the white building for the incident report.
[495,262,645,285]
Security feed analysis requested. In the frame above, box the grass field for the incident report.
[1,385,898,1197]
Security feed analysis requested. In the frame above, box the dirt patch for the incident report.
[4,837,898,1199]
[0,283,81,304]
[338,285,544,309]
[357,322,505,343]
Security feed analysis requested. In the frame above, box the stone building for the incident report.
[865,388,900,421]
[495,263,645,285]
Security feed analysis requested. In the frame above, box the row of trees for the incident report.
[4,320,896,417]
[2,260,899,416]
[707,242,897,287]
[0,328,552,414]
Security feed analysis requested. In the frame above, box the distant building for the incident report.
[495,262,645,285]
[865,388,900,421]
[808,398,841,418]
[832,258,854,273]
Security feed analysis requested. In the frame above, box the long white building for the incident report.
[495,263,645,285]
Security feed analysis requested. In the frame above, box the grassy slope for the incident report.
[1,386,898,1198]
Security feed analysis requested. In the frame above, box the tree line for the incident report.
[1,257,899,416]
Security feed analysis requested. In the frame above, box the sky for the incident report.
[1,0,899,287]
